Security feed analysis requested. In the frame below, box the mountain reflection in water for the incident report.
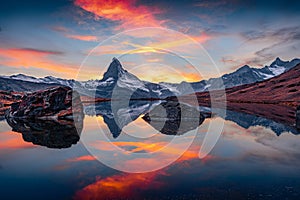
[84,101,299,138]
[1,101,300,200]
[85,100,208,137]
[84,100,156,138]
[3,100,299,149]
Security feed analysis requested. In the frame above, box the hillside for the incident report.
[183,63,300,104]
[176,64,300,128]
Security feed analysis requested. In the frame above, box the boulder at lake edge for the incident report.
[6,86,84,121]
[143,101,205,135]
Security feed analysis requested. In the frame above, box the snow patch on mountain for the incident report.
[268,64,286,76]
[117,73,150,92]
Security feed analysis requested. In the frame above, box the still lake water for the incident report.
[0,101,300,200]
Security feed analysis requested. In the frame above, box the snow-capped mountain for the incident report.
[183,57,300,93]
[0,57,299,97]
[4,74,73,86]
[96,58,175,99]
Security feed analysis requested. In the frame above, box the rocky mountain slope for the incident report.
[159,57,300,94]
[178,63,300,128]
[225,63,300,103]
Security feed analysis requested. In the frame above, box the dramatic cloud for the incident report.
[74,171,166,200]
[0,48,77,76]
[74,0,165,30]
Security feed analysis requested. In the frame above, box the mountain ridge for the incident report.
[174,63,300,129]
[0,57,299,99]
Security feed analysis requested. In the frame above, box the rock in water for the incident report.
[297,105,300,130]
[142,101,205,135]
[6,86,84,121]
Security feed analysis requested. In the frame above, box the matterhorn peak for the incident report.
[102,57,127,80]
[112,57,121,63]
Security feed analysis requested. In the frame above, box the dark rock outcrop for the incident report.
[6,118,82,148]
[142,101,205,135]
[0,90,23,116]
[6,86,84,121]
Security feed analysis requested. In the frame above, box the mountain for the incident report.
[0,57,299,98]
[0,76,61,92]
[0,58,175,99]
[96,58,152,99]
[190,62,300,105]
[224,63,300,103]
[178,63,300,129]
[174,57,300,93]
[95,58,175,99]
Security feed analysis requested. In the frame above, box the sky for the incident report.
[0,0,300,82]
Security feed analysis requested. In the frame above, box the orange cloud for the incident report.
[65,34,99,42]
[0,131,35,149]
[0,48,78,77]
[125,63,202,83]
[179,72,202,82]
[74,171,166,200]
[191,32,212,44]
[74,0,165,30]
[67,155,97,162]
[8,48,63,55]
[73,139,214,200]
[51,25,99,42]
[112,141,166,153]
[110,140,203,162]
[88,135,204,173]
